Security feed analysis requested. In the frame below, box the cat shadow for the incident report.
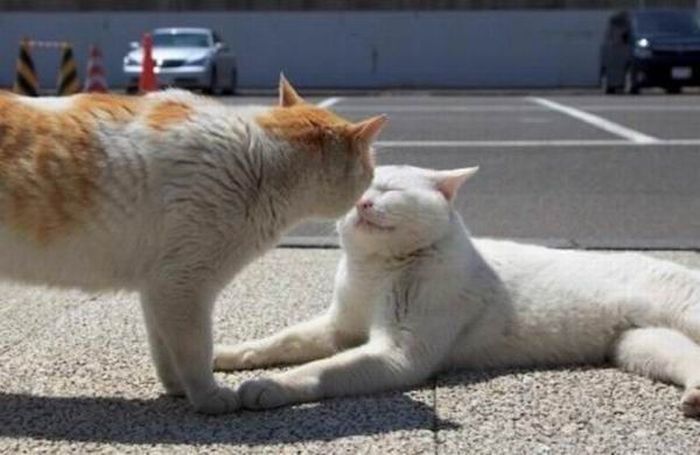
[0,389,456,446]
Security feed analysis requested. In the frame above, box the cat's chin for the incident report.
[354,217,395,233]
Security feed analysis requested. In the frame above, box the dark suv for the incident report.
[600,9,700,94]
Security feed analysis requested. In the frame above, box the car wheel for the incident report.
[203,66,217,95]
[222,69,237,95]
[665,85,682,94]
[623,67,640,95]
[600,69,615,94]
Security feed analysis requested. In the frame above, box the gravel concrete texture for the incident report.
[1,248,699,453]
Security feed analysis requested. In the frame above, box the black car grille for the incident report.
[159,59,186,68]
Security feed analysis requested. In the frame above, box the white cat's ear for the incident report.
[348,114,388,145]
[435,167,479,201]
[278,73,305,107]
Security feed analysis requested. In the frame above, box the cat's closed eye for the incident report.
[374,186,400,194]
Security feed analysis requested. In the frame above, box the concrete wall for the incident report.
[0,11,612,90]
[0,0,692,11]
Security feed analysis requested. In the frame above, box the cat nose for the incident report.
[357,199,373,210]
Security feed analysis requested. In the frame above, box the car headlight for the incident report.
[634,38,652,58]
[186,56,208,66]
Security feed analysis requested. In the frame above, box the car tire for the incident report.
[203,66,217,95]
[623,67,640,95]
[222,69,237,95]
[600,69,616,94]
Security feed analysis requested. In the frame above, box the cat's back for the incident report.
[472,237,700,316]
[0,90,218,287]
[0,89,223,236]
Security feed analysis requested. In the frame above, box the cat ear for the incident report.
[348,114,388,145]
[435,167,479,201]
[278,73,305,107]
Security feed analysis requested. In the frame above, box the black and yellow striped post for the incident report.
[57,42,79,96]
[13,39,39,96]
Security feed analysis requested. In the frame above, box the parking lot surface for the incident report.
[2,249,700,454]
[226,93,700,249]
[2,92,700,453]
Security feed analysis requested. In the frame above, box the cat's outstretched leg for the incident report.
[237,329,450,410]
[613,327,700,417]
[142,285,239,415]
[214,314,359,371]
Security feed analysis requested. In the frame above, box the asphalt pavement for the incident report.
[2,91,700,453]
[245,93,700,249]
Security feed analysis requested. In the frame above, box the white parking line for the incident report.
[336,105,546,112]
[527,97,661,144]
[376,139,700,148]
[579,105,700,112]
[316,97,343,108]
[332,103,700,113]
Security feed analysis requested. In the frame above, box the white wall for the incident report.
[0,11,611,90]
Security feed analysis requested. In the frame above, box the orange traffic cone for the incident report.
[138,33,157,93]
[84,45,108,93]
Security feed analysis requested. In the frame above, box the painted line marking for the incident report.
[317,97,343,108]
[527,97,661,144]
[338,104,700,113]
[376,139,700,148]
[577,105,700,112]
[336,105,547,112]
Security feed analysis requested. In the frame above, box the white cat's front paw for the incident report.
[213,344,262,371]
[681,387,700,417]
[190,386,241,415]
[238,377,295,410]
[162,381,186,397]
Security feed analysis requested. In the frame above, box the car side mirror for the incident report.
[215,42,229,51]
[130,41,140,50]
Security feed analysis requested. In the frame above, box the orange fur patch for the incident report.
[255,105,353,150]
[0,92,141,243]
[146,100,193,131]
[73,93,140,123]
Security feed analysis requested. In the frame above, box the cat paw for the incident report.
[213,344,261,371]
[162,382,186,397]
[681,387,700,418]
[190,386,241,415]
[238,377,293,410]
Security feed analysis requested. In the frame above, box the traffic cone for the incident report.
[83,45,108,93]
[138,33,158,93]
[13,39,39,96]
[57,42,80,96]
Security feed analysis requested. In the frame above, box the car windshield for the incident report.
[152,32,210,48]
[635,11,700,35]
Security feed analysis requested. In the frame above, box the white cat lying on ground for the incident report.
[215,165,700,417]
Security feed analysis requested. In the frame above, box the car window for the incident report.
[152,33,210,48]
[605,13,628,45]
[634,11,700,35]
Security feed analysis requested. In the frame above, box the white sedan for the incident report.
[123,27,237,94]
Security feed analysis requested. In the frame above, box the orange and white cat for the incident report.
[0,75,386,414]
